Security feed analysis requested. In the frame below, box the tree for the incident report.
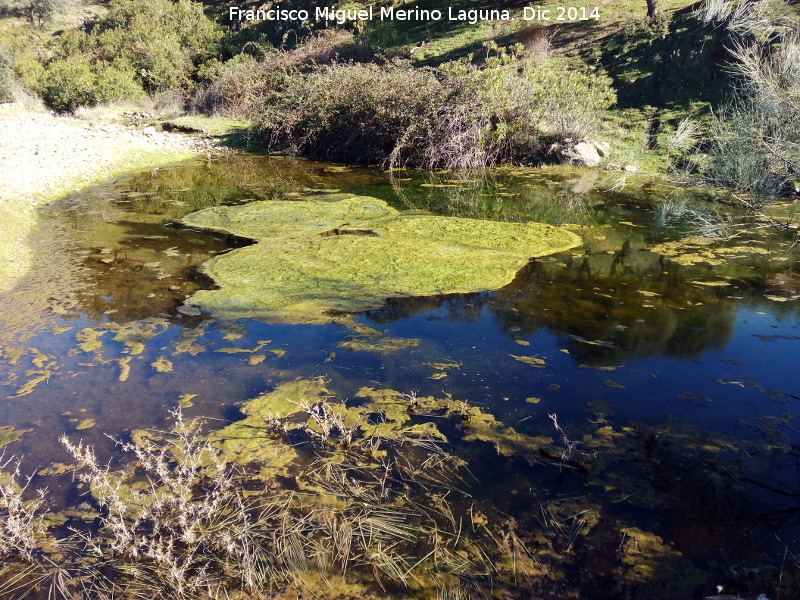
[23,0,68,28]
[646,0,659,18]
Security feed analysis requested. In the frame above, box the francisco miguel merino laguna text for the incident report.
[229,5,600,25]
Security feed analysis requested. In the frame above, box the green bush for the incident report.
[395,58,614,168]
[30,0,222,111]
[0,47,13,103]
[247,54,616,167]
[51,29,95,61]
[95,0,222,92]
[39,57,144,112]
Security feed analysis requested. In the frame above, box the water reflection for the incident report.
[1,154,799,599]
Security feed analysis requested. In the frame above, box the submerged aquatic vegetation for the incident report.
[179,194,581,323]
[2,374,799,599]
[0,394,509,599]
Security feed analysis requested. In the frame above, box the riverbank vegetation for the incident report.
[0,0,797,198]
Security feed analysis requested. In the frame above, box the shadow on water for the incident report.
[1,154,800,598]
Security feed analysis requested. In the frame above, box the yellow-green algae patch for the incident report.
[178,393,197,408]
[151,357,173,373]
[180,194,581,324]
[510,354,547,368]
[0,425,32,448]
[210,378,332,468]
[617,527,706,595]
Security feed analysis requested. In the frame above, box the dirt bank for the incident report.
[0,109,225,291]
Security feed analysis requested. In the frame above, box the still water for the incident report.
[1,155,799,598]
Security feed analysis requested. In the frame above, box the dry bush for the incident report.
[516,24,559,61]
[0,456,48,564]
[283,29,356,67]
[61,410,272,598]
[0,403,499,599]
[254,61,443,164]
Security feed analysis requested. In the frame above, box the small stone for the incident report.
[177,304,202,316]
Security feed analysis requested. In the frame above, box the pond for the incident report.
[1,154,799,599]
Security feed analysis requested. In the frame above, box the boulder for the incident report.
[592,140,610,157]
[551,139,607,167]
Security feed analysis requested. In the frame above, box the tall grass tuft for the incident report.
[698,0,800,198]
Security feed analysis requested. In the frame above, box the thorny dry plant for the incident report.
[548,413,597,473]
[0,404,504,600]
[61,408,271,597]
[0,454,48,563]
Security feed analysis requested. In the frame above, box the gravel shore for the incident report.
[0,109,222,291]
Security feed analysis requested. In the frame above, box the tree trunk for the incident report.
[646,0,659,18]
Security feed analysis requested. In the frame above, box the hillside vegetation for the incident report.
[0,0,798,195]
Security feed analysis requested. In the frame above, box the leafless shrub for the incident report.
[548,413,597,473]
[517,24,559,61]
[391,97,502,170]
[62,409,272,597]
[294,397,356,446]
[0,456,47,563]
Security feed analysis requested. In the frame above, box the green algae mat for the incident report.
[180,194,581,323]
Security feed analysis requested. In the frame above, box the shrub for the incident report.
[522,61,616,141]
[393,58,615,169]
[247,54,616,167]
[253,61,443,164]
[194,53,290,116]
[95,0,222,93]
[0,47,13,103]
[31,0,222,111]
[699,1,800,196]
[39,57,144,112]
[20,0,68,28]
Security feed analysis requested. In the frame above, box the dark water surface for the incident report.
[2,155,799,598]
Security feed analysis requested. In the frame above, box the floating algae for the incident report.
[0,425,31,448]
[510,354,547,368]
[211,378,331,467]
[151,356,173,373]
[11,367,55,397]
[180,194,581,324]
[617,527,706,596]
[338,318,420,355]
[178,393,197,408]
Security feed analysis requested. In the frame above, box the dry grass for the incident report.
[0,455,48,563]
[0,404,499,599]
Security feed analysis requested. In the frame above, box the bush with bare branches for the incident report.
[698,0,800,197]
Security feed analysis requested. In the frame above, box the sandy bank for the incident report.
[0,109,224,291]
